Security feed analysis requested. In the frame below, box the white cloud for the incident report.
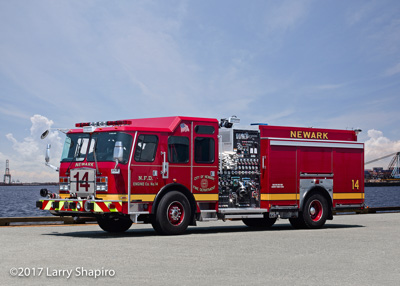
[4,115,64,182]
[384,62,400,77]
[264,0,311,33]
[0,105,31,120]
[364,129,400,168]
[346,1,377,26]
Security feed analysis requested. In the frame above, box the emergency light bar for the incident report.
[75,120,132,128]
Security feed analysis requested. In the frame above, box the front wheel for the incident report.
[242,217,277,228]
[152,191,191,235]
[97,215,132,233]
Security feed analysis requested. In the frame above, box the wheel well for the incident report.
[302,187,333,220]
[151,183,197,225]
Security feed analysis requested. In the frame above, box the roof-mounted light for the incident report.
[75,120,132,129]
[75,122,91,127]
[106,120,132,126]
[83,126,96,133]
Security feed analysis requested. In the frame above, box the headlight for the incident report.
[96,177,108,192]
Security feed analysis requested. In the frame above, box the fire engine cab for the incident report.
[36,116,364,235]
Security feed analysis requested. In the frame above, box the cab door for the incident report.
[192,123,219,202]
[166,123,191,188]
[130,133,162,200]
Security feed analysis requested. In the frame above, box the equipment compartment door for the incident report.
[265,144,298,206]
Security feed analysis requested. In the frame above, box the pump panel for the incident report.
[219,129,260,208]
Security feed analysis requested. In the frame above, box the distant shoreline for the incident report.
[365,182,400,187]
[0,182,58,186]
[1,182,400,187]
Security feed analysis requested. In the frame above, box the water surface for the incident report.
[0,185,399,217]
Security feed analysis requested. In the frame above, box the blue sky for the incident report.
[1,0,400,182]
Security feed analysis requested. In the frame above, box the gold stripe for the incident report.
[59,193,219,202]
[194,194,218,201]
[57,193,157,202]
[261,194,300,201]
[130,194,156,201]
[333,193,364,200]
[97,194,156,202]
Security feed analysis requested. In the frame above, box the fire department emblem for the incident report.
[193,175,216,192]
[200,178,208,189]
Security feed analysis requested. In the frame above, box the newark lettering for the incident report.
[290,131,328,140]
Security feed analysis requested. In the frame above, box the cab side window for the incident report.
[195,137,215,164]
[134,135,158,162]
[168,136,189,163]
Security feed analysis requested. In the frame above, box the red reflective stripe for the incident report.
[115,202,122,212]
[97,202,110,212]
[42,201,49,209]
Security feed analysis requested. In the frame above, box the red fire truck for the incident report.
[37,116,364,235]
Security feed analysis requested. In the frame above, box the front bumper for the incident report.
[36,199,151,219]
[36,199,125,214]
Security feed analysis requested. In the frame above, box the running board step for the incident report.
[223,214,264,219]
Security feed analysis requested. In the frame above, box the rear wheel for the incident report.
[97,215,132,233]
[293,193,328,229]
[242,217,277,228]
[152,191,191,235]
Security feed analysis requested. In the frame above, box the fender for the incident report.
[299,179,333,210]
[151,183,197,225]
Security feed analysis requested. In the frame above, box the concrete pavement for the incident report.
[1,213,399,285]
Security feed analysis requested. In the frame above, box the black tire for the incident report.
[242,217,277,228]
[289,216,307,229]
[97,216,132,233]
[152,191,191,235]
[301,193,328,229]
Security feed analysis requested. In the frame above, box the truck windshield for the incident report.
[87,132,133,164]
[61,132,133,164]
[61,134,91,162]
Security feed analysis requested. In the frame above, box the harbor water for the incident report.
[0,185,399,217]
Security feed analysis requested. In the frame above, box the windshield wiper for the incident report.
[66,139,83,175]
[92,139,101,175]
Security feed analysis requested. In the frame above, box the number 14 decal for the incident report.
[73,171,90,192]
[352,180,359,190]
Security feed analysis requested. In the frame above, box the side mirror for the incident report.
[45,144,51,163]
[44,144,58,172]
[113,141,124,163]
[41,130,50,139]
[112,141,124,174]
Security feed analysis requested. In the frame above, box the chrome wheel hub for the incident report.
[170,207,181,221]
